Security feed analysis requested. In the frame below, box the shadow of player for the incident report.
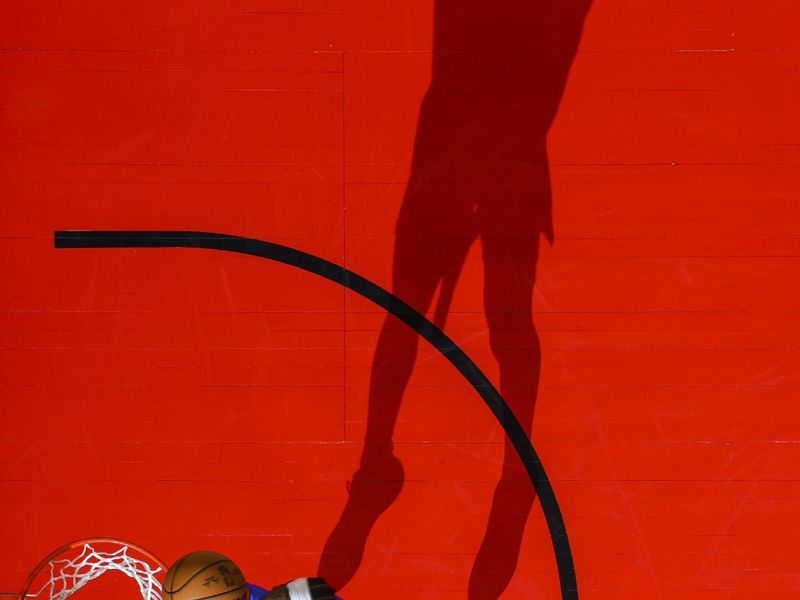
[320,1,592,597]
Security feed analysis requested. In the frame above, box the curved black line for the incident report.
[54,230,578,600]
[166,553,189,593]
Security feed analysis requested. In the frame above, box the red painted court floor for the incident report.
[2,1,800,599]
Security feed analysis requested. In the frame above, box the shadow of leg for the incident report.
[469,234,541,599]
[317,314,420,590]
[319,209,473,590]
[468,444,537,600]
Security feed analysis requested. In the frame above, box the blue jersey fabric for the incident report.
[247,583,270,600]
[247,580,342,600]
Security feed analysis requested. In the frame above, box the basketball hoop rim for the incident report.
[11,537,166,600]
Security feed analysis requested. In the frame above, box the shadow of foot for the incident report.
[467,472,536,599]
[318,454,405,590]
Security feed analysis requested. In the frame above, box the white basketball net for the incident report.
[30,543,162,600]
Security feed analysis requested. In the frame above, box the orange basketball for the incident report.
[162,551,247,600]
